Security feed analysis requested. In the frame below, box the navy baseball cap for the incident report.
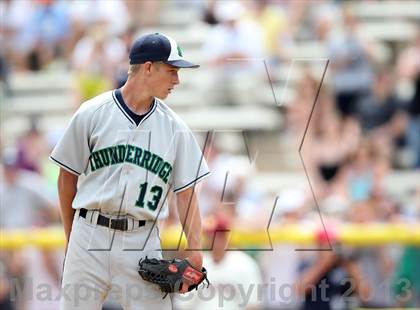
[129,33,199,68]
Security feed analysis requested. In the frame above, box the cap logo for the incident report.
[177,45,183,57]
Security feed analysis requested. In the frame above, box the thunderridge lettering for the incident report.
[89,145,172,183]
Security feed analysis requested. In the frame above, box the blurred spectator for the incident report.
[0,149,59,309]
[318,194,350,223]
[396,35,419,168]
[312,2,342,42]
[0,0,35,70]
[15,120,49,174]
[0,261,13,310]
[0,0,33,37]
[113,26,138,89]
[399,188,420,223]
[286,0,340,46]
[356,66,413,168]
[260,188,305,309]
[199,135,264,225]
[202,0,265,105]
[16,0,71,70]
[0,148,56,226]
[285,0,341,42]
[345,148,372,202]
[199,141,232,216]
[293,191,370,309]
[175,214,263,310]
[297,251,365,310]
[285,72,319,136]
[71,21,125,103]
[341,138,386,202]
[297,228,369,310]
[0,0,12,91]
[405,73,420,167]
[396,32,420,81]
[244,0,291,63]
[327,7,374,118]
[357,67,405,132]
[311,116,360,189]
[349,201,397,308]
[369,159,399,221]
[202,0,219,25]
[125,0,159,28]
[68,0,129,37]
[0,51,10,95]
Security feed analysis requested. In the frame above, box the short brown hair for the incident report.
[127,64,140,76]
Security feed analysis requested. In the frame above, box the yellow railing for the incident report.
[0,223,419,250]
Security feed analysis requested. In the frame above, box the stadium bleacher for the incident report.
[2,0,419,173]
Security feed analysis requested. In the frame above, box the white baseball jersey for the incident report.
[50,89,210,220]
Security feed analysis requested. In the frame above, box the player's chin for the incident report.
[156,90,171,100]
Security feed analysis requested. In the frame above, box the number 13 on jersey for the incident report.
[135,182,163,211]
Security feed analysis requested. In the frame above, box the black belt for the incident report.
[79,208,146,231]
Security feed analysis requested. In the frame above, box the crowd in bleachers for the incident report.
[1,0,419,309]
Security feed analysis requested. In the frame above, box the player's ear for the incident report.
[143,62,153,75]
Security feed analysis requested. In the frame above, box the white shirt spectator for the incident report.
[203,20,265,72]
[0,169,51,229]
[71,32,126,73]
[68,0,129,36]
[175,251,263,310]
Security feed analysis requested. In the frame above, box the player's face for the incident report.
[150,63,180,99]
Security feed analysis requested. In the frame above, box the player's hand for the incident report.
[180,251,203,293]
[180,282,189,293]
[186,251,203,269]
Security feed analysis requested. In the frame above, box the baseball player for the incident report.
[50,33,210,309]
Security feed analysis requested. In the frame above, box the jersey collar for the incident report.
[112,89,157,126]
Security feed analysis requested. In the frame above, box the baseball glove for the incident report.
[138,257,209,297]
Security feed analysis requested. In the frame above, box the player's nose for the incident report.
[173,72,180,85]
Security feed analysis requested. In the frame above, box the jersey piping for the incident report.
[49,156,81,176]
[115,89,146,125]
[173,171,211,193]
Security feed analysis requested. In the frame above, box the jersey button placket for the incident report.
[126,130,136,176]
